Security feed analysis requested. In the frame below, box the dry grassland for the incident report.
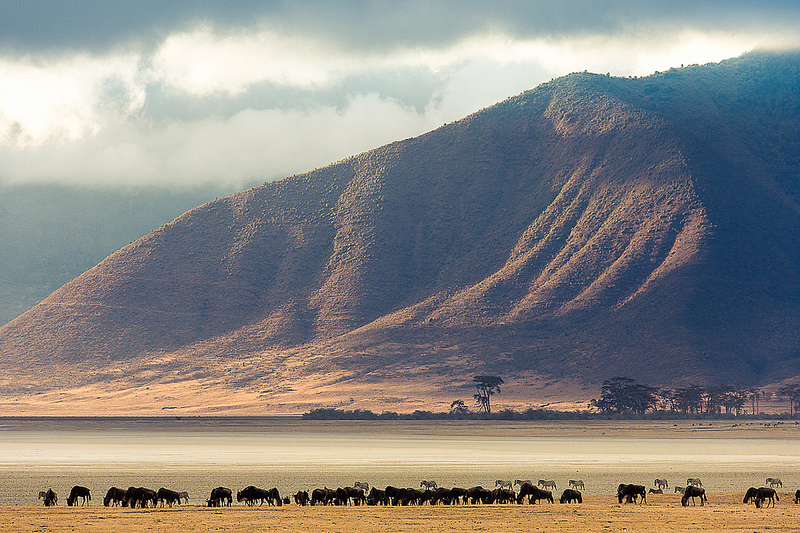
[4,494,800,533]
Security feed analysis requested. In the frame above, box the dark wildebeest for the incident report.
[648,488,663,494]
[794,489,800,504]
[681,486,707,506]
[294,490,310,506]
[654,478,668,489]
[560,489,582,503]
[39,489,57,507]
[450,487,468,505]
[366,487,385,506]
[466,486,493,505]
[237,486,272,506]
[617,484,646,504]
[493,488,516,504]
[103,487,126,507]
[428,487,454,505]
[66,486,91,506]
[517,483,553,504]
[311,488,334,506]
[344,486,365,505]
[157,488,183,507]
[744,487,779,508]
[125,487,157,508]
[209,487,232,507]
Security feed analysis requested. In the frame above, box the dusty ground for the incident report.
[3,494,800,533]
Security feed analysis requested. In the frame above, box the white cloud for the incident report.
[0,21,796,187]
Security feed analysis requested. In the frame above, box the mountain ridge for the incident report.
[0,51,797,414]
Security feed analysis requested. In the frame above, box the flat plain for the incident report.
[3,493,800,533]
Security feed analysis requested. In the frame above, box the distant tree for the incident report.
[669,385,705,414]
[590,377,659,415]
[748,387,762,416]
[449,399,470,416]
[473,376,504,414]
[778,384,800,416]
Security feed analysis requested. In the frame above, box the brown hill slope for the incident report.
[0,51,798,414]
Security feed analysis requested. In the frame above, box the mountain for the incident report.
[0,51,797,415]
[0,184,243,326]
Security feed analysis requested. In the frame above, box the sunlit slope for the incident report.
[0,51,797,399]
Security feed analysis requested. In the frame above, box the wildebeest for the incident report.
[560,489,582,503]
[517,483,553,504]
[124,487,157,508]
[156,487,183,507]
[66,486,91,506]
[538,479,557,490]
[294,490,310,506]
[450,487,468,505]
[617,484,646,504]
[208,487,232,507]
[103,487,126,507]
[686,478,703,487]
[492,488,516,504]
[466,486,493,504]
[681,486,707,506]
[238,486,276,506]
[654,478,668,489]
[311,487,335,506]
[420,480,438,490]
[766,477,783,488]
[648,488,663,494]
[568,480,585,490]
[39,489,57,507]
[795,489,800,504]
[366,487,385,506]
[744,487,779,508]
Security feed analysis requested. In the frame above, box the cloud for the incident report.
[0,2,797,188]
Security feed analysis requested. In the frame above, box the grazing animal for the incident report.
[124,487,156,508]
[794,489,800,504]
[237,486,272,506]
[654,478,669,489]
[210,487,232,507]
[648,488,663,494]
[492,488,516,504]
[568,480,585,490]
[515,479,532,487]
[560,489,582,503]
[495,480,512,490]
[39,489,57,507]
[674,486,685,494]
[103,487,126,507]
[354,482,369,492]
[617,484,646,504]
[538,480,557,490]
[517,483,553,504]
[156,487,182,507]
[686,478,703,487]
[766,477,783,488]
[420,480,438,490]
[66,486,91,507]
[744,487,779,508]
[466,486,493,505]
[294,490,310,506]
[681,486,707,506]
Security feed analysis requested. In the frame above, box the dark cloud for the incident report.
[2,0,798,54]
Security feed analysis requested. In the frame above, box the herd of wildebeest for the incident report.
[35,477,798,510]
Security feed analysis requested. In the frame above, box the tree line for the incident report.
[590,376,800,416]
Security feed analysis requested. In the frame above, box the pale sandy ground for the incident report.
[3,494,800,533]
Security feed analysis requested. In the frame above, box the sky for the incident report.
[0,1,798,189]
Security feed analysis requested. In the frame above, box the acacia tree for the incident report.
[590,377,659,415]
[449,399,470,416]
[778,384,800,416]
[473,375,504,414]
